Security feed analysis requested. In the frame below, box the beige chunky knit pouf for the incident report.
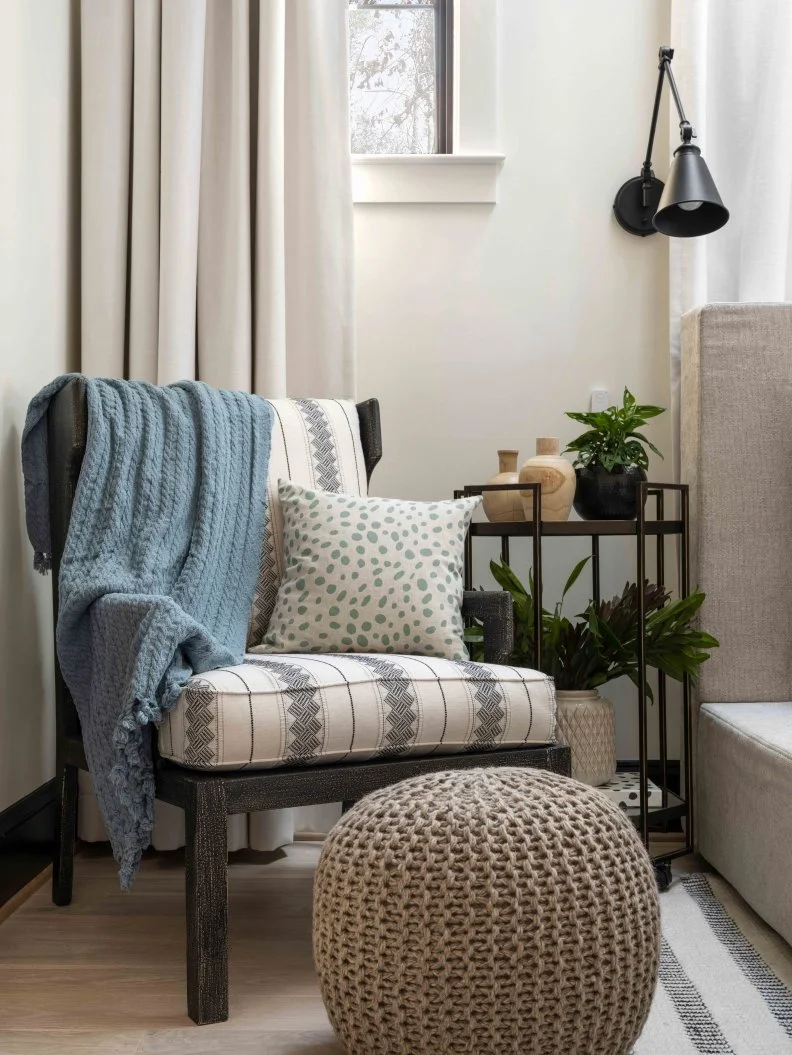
[313,768,660,1055]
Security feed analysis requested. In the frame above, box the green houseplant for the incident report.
[466,558,718,785]
[564,388,665,520]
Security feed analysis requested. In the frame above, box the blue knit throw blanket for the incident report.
[22,376,273,887]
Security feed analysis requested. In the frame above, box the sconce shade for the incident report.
[653,144,729,237]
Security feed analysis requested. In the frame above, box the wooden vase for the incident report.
[518,438,575,522]
[482,450,525,523]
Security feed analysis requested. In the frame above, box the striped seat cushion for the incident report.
[247,398,367,647]
[158,654,557,771]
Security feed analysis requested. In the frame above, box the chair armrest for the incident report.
[462,590,514,665]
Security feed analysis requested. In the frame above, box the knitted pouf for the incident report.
[313,768,660,1055]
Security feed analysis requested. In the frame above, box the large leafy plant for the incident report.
[467,558,718,693]
[564,388,665,472]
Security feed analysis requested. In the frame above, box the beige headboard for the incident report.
[681,303,792,703]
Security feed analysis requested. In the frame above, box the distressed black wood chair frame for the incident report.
[47,378,571,1025]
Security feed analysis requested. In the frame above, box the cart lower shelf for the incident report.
[597,766,690,879]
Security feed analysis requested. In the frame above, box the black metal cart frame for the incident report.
[456,479,693,884]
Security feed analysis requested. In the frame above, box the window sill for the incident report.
[351,153,505,205]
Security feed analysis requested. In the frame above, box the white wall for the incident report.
[355,0,674,758]
[0,0,78,811]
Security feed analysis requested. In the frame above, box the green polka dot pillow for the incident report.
[253,481,482,659]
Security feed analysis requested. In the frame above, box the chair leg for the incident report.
[52,762,78,906]
[185,780,229,1025]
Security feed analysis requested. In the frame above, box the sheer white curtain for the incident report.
[670,0,792,468]
[76,0,354,851]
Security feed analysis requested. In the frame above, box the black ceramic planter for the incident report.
[573,465,647,520]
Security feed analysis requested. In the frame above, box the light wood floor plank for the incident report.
[137,1029,344,1054]
[0,1031,143,1054]
[0,843,339,1050]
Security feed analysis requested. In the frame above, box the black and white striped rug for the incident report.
[635,874,792,1053]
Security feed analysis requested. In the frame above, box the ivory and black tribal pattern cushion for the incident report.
[157,653,557,770]
[254,482,481,660]
[246,399,368,648]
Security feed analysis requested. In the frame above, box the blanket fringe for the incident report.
[110,693,162,889]
[118,846,144,892]
[34,552,51,574]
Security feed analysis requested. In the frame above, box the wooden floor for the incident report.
[0,842,344,1054]
[2,841,791,1054]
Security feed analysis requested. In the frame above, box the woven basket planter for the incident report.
[313,767,660,1055]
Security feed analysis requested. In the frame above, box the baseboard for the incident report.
[0,779,56,909]
[0,865,51,925]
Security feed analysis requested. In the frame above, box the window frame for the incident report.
[434,0,453,153]
[349,0,454,155]
[350,0,504,203]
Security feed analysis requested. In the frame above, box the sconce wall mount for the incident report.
[613,47,729,238]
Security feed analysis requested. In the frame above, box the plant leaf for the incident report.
[489,559,529,598]
[629,432,664,459]
[561,556,591,600]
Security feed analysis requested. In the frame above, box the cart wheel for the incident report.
[654,861,672,892]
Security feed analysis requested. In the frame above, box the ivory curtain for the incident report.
[670,0,792,470]
[76,0,354,851]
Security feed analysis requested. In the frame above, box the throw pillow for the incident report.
[252,481,481,660]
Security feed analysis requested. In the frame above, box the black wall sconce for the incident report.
[613,47,729,238]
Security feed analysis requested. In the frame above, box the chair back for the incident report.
[45,379,382,744]
[246,398,378,645]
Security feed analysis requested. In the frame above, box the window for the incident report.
[348,0,453,155]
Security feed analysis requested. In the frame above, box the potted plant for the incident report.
[466,558,718,787]
[564,388,665,520]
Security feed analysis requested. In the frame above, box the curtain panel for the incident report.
[75,0,354,851]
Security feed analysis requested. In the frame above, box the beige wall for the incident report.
[0,0,78,810]
[356,0,673,757]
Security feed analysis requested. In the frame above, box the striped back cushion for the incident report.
[247,399,367,647]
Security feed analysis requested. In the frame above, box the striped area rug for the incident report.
[635,874,792,1054]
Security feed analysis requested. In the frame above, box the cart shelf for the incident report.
[469,520,684,537]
